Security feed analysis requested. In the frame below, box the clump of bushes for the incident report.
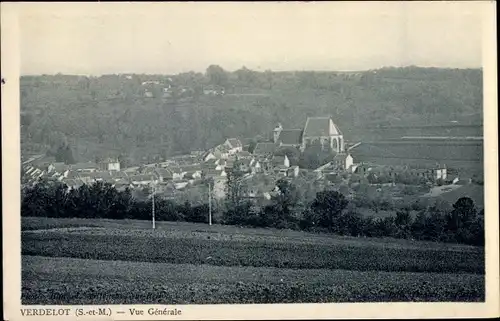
[22,178,484,246]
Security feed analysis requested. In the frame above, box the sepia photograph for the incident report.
[2,1,499,319]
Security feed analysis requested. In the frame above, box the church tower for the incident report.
[273,123,283,143]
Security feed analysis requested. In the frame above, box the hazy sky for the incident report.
[16,2,487,75]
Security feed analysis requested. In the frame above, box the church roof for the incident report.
[303,117,342,137]
[253,142,277,155]
[278,129,303,145]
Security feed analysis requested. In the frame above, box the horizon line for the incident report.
[20,65,483,77]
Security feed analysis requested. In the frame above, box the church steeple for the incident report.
[273,123,283,143]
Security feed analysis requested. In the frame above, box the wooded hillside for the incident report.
[20,66,483,165]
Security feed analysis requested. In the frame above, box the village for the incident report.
[21,116,457,208]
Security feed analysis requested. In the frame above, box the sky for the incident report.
[15,2,488,75]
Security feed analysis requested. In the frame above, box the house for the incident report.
[271,155,290,169]
[179,164,203,174]
[249,159,262,173]
[169,166,187,181]
[301,117,345,153]
[313,162,337,179]
[124,166,140,173]
[202,151,217,162]
[154,168,174,182]
[48,162,69,175]
[203,85,225,96]
[208,144,231,159]
[276,166,289,177]
[433,165,448,180]
[273,124,303,148]
[99,158,121,171]
[111,171,129,182]
[222,138,243,154]
[129,174,156,186]
[332,153,354,171]
[238,150,253,158]
[240,175,277,201]
[173,180,190,190]
[203,168,227,179]
[255,156,273,172]
[31,156,57,169]
[253,142,277,155]
[90,171,114,183]
[184,170,202,180]
[287,165,300,178]
[70,162,99,173]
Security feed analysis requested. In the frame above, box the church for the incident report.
[272,116,345,153]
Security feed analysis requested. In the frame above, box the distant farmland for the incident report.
[351,139,483,174]
[363,124,483,141]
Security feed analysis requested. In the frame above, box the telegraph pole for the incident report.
[208,181,212,226]
[151,176,156,229]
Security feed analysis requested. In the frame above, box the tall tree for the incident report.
[225,157,244,209]
[311,190,349,230]
[206,65,229,88]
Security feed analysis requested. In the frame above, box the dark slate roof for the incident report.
[253,142,277,155]
[303,117,342,137]
[129,174,155,182]
[111,171,129,179]
[71,162,99,170]
[278,129,303,145]
[181,164,202,171]
[155,168,174,178]
[90,171,113,180]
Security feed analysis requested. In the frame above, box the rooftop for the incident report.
[226,138,243,149]
[253,142,277,155]
[278,129,303,145]
[303,117,342,137]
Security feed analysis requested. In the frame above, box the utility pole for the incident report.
[151,176,156,229]
[208,181,212,226]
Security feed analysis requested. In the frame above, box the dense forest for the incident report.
[20,66,483,165]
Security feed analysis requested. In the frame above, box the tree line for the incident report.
[22,178,484,246]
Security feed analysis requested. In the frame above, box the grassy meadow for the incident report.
[22,217,485,304]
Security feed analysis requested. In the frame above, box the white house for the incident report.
[223,138,243,154]
[287,165,300,178]
[271,155,290,169]
[48,162,69,175]
[99,158,121,171]
[333,153,354,172]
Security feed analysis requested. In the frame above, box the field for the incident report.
[22,217,485,304]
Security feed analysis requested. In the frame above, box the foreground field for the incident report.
[22,217,485,303]
[23,256,484,304]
